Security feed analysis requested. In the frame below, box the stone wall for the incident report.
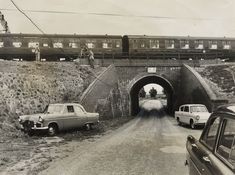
[177,64,228,112]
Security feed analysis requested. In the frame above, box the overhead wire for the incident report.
[9,0,114,88]
[0,8,232,21]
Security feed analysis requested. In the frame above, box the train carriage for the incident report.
[0,33,235,61]
[0,33,123,60]
[123,35,235,60]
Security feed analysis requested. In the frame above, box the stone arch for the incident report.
[128,74,175,116]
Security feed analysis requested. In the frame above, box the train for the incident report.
[0,33,235,61]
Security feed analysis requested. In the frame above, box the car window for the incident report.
[190,106,208,112]
[75,106,84,113]
[47,105,63,114]
[201,117,220,150]
[180,106,184,111]
[184,106,189,112]
[217,119,235,166]
[67,106,75,113]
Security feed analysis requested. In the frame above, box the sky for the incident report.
[144,84,163,95]
[1,0,235,37]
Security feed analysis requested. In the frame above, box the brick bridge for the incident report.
[79,59,227,118]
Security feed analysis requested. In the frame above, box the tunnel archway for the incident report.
[129,75,174,116]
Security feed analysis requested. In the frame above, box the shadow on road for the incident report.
[138,108,166,118]
[138,99,166,118]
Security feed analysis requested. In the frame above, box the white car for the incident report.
[175,104,211,129]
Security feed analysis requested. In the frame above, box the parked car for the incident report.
[18,103,99,136]
[186,104,235,175]
[175,104,211,129]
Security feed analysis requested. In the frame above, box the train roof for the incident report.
[0,33,235,40]
[0,33,123,39]
[125,35,235,40]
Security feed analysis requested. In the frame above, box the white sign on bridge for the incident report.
[147,67,157,73]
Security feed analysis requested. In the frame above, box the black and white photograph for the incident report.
[0,0,235,174]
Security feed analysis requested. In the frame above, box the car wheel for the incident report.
[48,124,58,136]
[177,118,181,126]
[28,130,34,136]
[190,120,195,129]
[85,123,92,130]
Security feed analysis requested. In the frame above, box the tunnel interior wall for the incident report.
[116,67,181,116]
[177,64,228,112]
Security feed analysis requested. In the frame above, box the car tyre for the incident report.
[28,130,34,136]
[85,123,92,130]
[177,118,181,126]
[48,124,58,136]
[190,120,195,129]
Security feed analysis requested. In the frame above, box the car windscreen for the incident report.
[190,106,208,112]
[47,105,63,114]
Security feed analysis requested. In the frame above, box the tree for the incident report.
[139,88,146,98]
[149,87,157,98]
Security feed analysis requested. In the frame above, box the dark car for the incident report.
[186,104,235,175]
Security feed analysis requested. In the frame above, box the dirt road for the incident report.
[40,100,201,175]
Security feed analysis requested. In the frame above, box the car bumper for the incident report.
[194,122,205,126]
[20,121,48,131]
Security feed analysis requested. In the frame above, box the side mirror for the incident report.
[187,135,196,143]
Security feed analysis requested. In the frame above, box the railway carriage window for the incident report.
[43,43,49,47]
[150,40,159,49]
[28,42,39,48]
[13,42,22,48]
[209,41,217,49]
[195,40,204,49]
[133,40,138,49]
[102,42,112,49]
[222,41,231,49]
[217,119,235,166]
[0,42,3,48]
[140,43,145,48]
[69,42,78,48]
[87,42,95,49]
[53,42,63,48]
[165,40,174,49]
[180,40,189,49]
[116,41,120,48]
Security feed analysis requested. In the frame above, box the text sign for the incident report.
[147,67,157,73]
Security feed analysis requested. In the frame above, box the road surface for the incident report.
[40,100,201,175]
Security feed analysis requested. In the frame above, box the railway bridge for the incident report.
[79,59,227,118]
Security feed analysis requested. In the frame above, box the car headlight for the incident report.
[18,117,22,123]
[38,116,44,123]
[196,115,200,120]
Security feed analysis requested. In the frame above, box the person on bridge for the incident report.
[88,49,95,69]
[34,44,40,61]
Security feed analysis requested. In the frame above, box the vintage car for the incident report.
[18,103,99,136]
[186,104,235,175]
[175,104,211,129]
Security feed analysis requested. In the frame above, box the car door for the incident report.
[178,106,184,123]
[183,105,190,124]
[62,105,77,129]
[213,117,235,175]
[187,116,221,175]
[74,105,87,126]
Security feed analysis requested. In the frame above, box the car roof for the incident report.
[215,104,235,114]
[180,104,206,107]
[49,103,83,107]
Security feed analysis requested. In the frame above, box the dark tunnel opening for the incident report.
[130,75,174,116]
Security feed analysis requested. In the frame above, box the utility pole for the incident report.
[0,11,10,33]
